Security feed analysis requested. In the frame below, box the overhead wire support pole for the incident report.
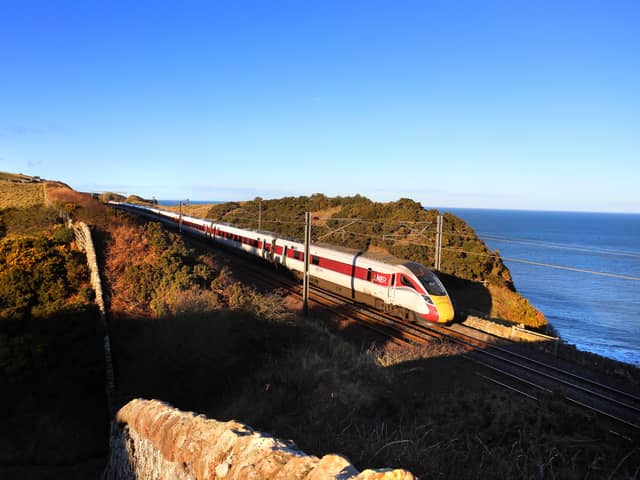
[302,211,311,316]
[435,214,443,271]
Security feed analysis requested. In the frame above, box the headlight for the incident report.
[423,295,434,305]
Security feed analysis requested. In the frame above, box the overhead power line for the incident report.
[199,209,639,282]
[477,233,640,259]
[441,247,640,282]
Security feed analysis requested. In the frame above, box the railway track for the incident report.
[232,252,640,438]
[426,323,640,434]
[124,213,640,440]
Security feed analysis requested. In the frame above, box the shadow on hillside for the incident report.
[109,304,495,419]
[438,273,492,320]
[110,310,310,414]
[106,308,640,480]
[0,306,109,475]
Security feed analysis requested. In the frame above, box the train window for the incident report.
[401,275,415,289]
[295,251,303,260]
[367,268,372,281]
[312,255,320,265]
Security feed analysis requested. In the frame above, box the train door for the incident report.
[387,273,396,304]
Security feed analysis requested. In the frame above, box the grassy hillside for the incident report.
[0,182,44,209]
[102,209,637,479]
[2,175,636,479]
[196,194,545,328]
[0,181,108,476]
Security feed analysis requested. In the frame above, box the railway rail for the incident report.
[230,250,640,438]
[120,207,640,440]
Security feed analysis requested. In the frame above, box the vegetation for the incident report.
[98,191,126,203]
[0,206,62,238]
[4,175,625,479]
[0,182,44,210]
[106,215,290,321]
[110,295,638,479]
[201,194,546,327]
[0,234,92,322]
[0,203,107,476]
[205,194,509,284]
[102,208,636,479]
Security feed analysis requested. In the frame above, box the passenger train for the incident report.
[111,202,455,323]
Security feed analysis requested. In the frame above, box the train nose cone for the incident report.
[433,295,455,323]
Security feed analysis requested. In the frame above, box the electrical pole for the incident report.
[179,199,189,233]
[302,211,311,316]
[434,214,443,271]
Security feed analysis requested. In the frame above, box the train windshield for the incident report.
[405,263,447,296]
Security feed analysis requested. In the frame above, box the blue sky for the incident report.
[1,0,638,212]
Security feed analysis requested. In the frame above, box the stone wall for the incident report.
[103,399,415,480]
[463,315,559,344]
[70,220,116,416]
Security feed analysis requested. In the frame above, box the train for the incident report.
[110,202,455,323]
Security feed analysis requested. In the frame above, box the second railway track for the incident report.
[232,249,640,438]
[133,211,640,440]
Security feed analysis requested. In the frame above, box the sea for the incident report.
[159,200,640,366]
[446,208,640,367]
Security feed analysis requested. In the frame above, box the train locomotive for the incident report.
[111,202,455,323]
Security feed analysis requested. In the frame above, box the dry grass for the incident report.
[370,340,468,367]
[0,182,44,209]
[163,203,217,218]
[0,171,31,182]
[311,206,343,225]
[104,219,157,315]
[366,244,392,255]
[45,182,97,208]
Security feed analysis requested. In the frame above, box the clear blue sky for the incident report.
[1,0,638,212]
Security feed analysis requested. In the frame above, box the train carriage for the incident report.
[111,202,454,323]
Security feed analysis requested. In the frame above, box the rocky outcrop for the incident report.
[104,399,415,480]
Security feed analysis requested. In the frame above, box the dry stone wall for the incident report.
[103,399,415,480]
[70,220,116,416]
[73,215,412,479]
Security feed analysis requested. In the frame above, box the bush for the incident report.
[0,234,91,322]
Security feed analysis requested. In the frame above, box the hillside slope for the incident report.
[193,194,546,328]
[0,176,108,477]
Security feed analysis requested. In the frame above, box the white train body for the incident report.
[111,202,455,323]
